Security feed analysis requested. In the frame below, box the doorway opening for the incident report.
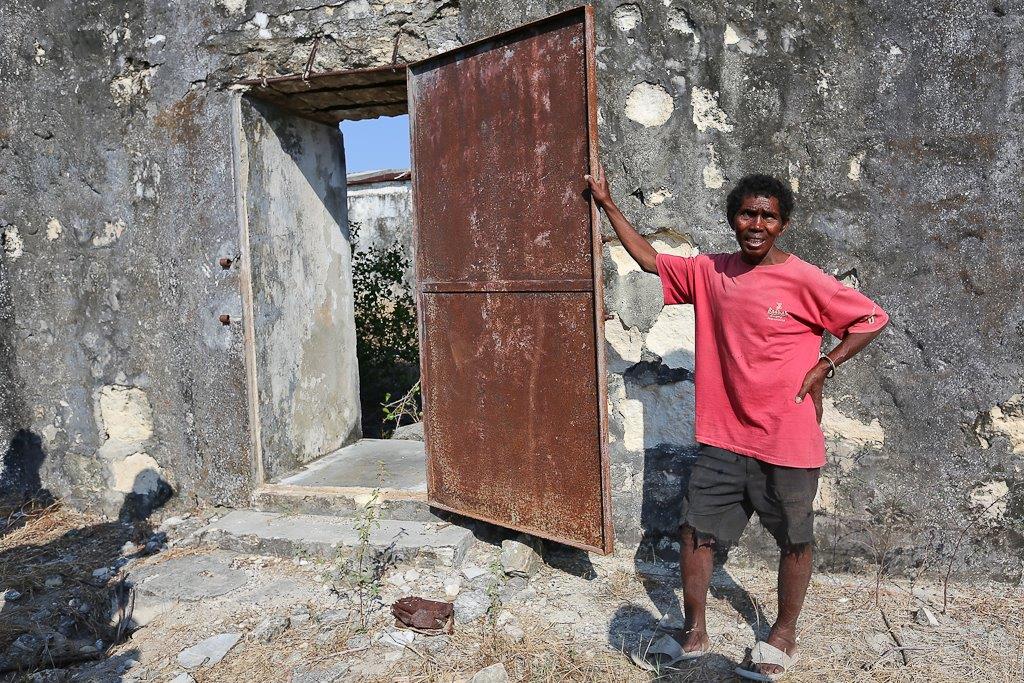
[342,116,418,440]
[237,67,426,497]
[236,5,614,553]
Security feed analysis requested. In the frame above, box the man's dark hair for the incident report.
[726,174,794,227]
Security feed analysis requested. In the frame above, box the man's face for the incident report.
[732,194,788,263]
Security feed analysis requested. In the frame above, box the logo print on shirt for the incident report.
[767,302,788,321]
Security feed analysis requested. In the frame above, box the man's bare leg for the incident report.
[677,525,714,653]
[756,544,812,676]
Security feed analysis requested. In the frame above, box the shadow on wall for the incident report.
[0,428,171,678]
[605,318,776,660]
[0,429,47,502]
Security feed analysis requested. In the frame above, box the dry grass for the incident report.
[372,623,649,683]
[382,568,1023,683]
[0,495,152,668]
[2,497,1022,682]
[599,568,650,605]
[141,604,364,683]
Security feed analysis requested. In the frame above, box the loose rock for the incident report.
[500,535,542,578]
[317,608,351,626]
[379,629,415,648]
[454,589,489,624]
[391,422,424,441]
[346,633,371,650]
[443,576,462,598]
[251,615,289,643]
[177,633,241,668]
[915,607,940,627]
[461,563,488,581]
[470,663,510,683]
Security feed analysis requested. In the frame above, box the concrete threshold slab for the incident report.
[253,483,438,522]
[197,510,474,567]
[277,438,426,490]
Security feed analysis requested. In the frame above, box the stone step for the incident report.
[252,484,442,523]
[195,510,475,568]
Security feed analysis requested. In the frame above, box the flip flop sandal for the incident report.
[628,634,708,672]
[735,641,800,682]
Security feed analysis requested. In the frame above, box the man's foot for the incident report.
[754,625,797,677]
[670,624,711,654]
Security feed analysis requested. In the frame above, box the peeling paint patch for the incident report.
[821,398,884,448]
[134,160,162,202]
[611,376,696,451]
[110,61,157,107]
[816,68,831,98]
[625,82,673,127]
[605,314,643,373]
[252,12,272,39]
[46,218,62,240]
[607,242,643,277]
[788,160,800,193]
[3,226,24,260]
[781,26,799,53]
[112,452,165,494]
[218,0,246,14]
[94,219,126,247]
[668,8,699,42]
[723,24,740,45]
[98,385,154,443]
[723,24,759,53]
[144,34,166,47]
[645,188,673,206]
[690,87,733,133]
[646,305,695,370]
[702,143,725,189]
[974,394,1024,452]
[33,41,46,65]
[969,480,1009,524]
[848,151,866,181]
[612,4,642,32]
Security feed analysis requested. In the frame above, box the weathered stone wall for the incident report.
[1,0,1022,578]
[347,175,416,288]
[242,101,361,481]
[458,0,1024,578]
[0,0,459,515]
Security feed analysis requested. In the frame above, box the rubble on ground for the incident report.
[1,497,1022,682]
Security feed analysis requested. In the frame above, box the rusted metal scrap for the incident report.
[392,596,454,635]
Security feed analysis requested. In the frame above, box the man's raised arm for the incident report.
[585,165,658,274]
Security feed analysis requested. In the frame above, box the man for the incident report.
[585,167,888,681]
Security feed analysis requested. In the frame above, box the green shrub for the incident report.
[350,221,420,437]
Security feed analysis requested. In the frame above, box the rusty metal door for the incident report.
[408,6,611,553]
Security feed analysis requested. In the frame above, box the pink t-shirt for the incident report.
[656,251,888,468]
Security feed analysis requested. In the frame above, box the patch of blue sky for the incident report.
[340,115,410,173]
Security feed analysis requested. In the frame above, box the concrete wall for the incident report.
[241,101,361,482]
[1,0,1021,578]
[347,176,416,288]
[455,0,1023,578]
[0,0,458,515]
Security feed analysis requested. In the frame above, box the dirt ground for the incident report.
[1,499,1021,682]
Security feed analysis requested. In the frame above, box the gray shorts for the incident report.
[681,444,820,548]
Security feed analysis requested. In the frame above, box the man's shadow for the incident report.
[606,344,772,666]
[0,428,172,679]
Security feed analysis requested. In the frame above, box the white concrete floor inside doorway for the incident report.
[276,438,426,491]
